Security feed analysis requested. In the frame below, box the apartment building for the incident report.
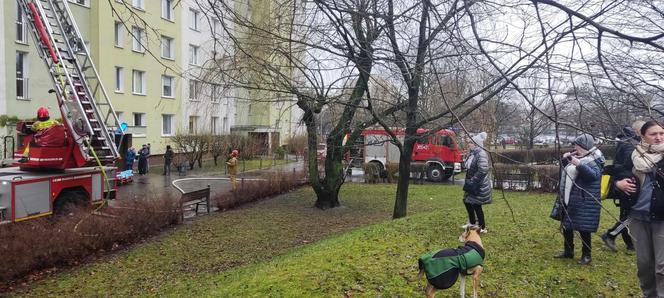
[180,0,235,135]
[231,0,304,151]
[0,0,182,155]
[0,0,301,158]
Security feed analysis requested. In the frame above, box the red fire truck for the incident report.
[0,0,123,223]
[362,127,463,182]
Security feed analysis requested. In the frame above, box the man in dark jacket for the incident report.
[163,145,174,176]
[601,122,643,251]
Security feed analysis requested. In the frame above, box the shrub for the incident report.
[214,171,308,210]
[491,145,616,164]
[0,196,180,284]
[493,163,560,192]
[363,163,382,184]
[274,146,286,160]
[385,163,399,183]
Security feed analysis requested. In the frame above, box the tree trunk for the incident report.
[393,129,416,219]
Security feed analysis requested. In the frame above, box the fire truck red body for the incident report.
[362,127,463,182]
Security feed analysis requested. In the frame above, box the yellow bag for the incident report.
[600,174,611,200]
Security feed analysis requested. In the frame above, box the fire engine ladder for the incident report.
[18,0,122,166]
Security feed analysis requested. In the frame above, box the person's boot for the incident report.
[18,157,28,163]
[578,255,592,265]
[554,251,574,259]
[601,232,617,252]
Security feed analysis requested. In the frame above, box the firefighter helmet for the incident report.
[37,107,50,121]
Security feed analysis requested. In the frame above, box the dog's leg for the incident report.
[425,283,436,298]
[472,266,483,298]
[460,274,465,298]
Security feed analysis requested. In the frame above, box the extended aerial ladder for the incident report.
[14,0,122,169]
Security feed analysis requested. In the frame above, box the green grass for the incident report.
[16,184,640,297]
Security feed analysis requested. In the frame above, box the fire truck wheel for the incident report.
[427,164,444,182]
[54,189,89,215]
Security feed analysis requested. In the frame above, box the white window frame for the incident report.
[161,0,174,21]
[162,114,174,136]
[161,35,174,59]
[16,7,27,44]
[188,116,198,134]
[16,52,29,100]
[188,79,200,100]
[189,9,200,31]
[115,66,124,92]
[189,44,199,65]
[114,22,124,48]
[132,70,146,95]
[132,26,146,53]
[133,112,146,127]
[162,75,175,98]
[132,0,145,10]
[69,0,89,7]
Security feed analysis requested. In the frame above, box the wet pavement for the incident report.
[114,161,307,200]
[114,161,464,202]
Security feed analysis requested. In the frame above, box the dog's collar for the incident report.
[464,241,485,259]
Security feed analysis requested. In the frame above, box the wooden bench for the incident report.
[180,185,211,220]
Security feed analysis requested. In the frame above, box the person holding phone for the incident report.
[555,134,605,265]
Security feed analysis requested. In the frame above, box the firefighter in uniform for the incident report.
[19,107,60,162]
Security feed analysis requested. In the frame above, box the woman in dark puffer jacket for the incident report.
[554,134,604,265]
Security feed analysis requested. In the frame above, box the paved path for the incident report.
[115,161,306,200]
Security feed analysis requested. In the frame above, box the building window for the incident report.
[114,22,124,47]
[69,0,88,6]
[161,36,174,59]
[16,52,28,99]
[162,75,174,97]
[162,114,174,136]
[211,84,220,103]
[211,116,218,134]
[132,26,146,52]
[133,112,146,127]
[115,66,124,92]
[132,70,146,95]
[188,116,199,133]
[161,0,174,21]
[132,0,144,9]
[189,9,199,30]
[222,117,228,132]
[212,19,221,36]
[188,80,200,100]
[116,111,125,124]
[189,45,199,65]
[16,7,27,43]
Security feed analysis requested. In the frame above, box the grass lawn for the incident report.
[16,184,640,297]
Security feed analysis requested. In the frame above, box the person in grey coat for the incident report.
[462,132,492,233]
[554,133,604,265]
